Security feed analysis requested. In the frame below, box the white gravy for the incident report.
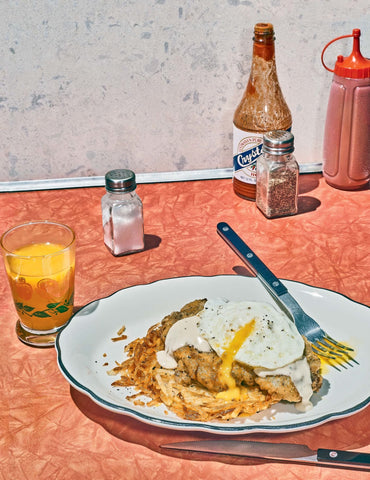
[254,356,314,412]
[156,316,211,369]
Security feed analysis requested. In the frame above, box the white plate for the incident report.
[56,275,370,434]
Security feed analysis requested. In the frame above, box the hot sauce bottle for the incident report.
[233,23,292,200]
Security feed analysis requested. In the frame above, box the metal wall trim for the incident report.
[0,164,322,193]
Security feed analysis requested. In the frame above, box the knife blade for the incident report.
[161,440,370,469]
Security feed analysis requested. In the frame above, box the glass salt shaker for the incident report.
[256,131,298,218]
[101,169,144,256]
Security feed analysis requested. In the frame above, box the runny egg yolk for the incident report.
[216,319,255,401]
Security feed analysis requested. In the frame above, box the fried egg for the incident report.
[197,299,304,370]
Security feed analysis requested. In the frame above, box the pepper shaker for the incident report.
[101,169,144,256]
[256,131,298,218]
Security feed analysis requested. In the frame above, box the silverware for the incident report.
[161,440,370,470]
[216,222,357,370]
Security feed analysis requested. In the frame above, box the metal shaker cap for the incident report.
[263,130,295,155]
[105,169,137,193]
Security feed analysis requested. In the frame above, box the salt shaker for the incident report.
[256,131,298,218]
[102,169,144,256]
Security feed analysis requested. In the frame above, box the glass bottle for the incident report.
[101,169,144,256]
[233,23,292,200]
[256,130,298,218]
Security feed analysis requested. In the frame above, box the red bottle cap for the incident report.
[321,29,370,79]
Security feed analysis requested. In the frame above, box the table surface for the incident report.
[1,174,369,480]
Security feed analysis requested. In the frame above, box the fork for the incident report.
[217,222,358,370]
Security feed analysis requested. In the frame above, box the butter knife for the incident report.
[161,440,370,469]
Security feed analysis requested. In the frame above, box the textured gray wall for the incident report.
[1,1,369,183]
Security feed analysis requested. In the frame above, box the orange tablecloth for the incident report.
[1,174,369,479]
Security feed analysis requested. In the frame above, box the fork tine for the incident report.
[343,352,359,365]
[321,335,359,366]
[311,345,346,371]
[316,338,343,355]
[326,360,345,371]
[319,337,347,353]
[311,343,337,359]
[324,334,355,352]
[311,344,345,370]
[313,338,357,369]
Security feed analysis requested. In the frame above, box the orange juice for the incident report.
[5,242,75,332]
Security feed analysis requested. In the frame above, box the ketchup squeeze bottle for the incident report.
[322,29,370,190]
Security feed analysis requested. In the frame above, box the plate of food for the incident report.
[56,275,370,434]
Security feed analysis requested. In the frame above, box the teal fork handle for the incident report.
[217,222,288,297]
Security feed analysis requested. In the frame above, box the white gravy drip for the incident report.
[156,316,211,369]
[254,356,314,412]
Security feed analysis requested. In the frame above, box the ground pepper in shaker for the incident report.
[101,169,144,256]
[256,131,298,218]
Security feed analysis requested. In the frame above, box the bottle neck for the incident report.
[252,34,275,62]
[247,36,278,96]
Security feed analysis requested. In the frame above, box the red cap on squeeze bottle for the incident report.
[321,28,370,79]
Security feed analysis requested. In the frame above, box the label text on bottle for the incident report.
[233,126,263,185]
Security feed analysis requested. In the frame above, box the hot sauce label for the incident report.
[233,126,263,185]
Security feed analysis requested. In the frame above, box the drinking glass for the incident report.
[1,221,75,347]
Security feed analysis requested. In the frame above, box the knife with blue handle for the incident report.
[161,440,370,469]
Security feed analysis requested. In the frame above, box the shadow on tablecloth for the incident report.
[70,386,370,467]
